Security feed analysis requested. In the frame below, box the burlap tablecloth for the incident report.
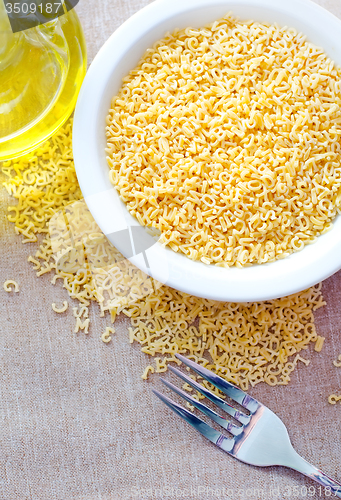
[1,1,341,498]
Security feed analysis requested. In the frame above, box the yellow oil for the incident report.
[0,3,87,160]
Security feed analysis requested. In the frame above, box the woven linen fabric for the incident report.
[1,1,341,499]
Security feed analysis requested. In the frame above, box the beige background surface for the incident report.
[1,0,341,499]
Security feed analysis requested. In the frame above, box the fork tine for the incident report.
[169,366,250,425]
[175,354,259,413]
[153,389,235,453]
[161,378,243,436]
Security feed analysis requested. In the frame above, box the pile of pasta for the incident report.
[106,14,341,267]
[2,122,157,316]
[1,120,327,389]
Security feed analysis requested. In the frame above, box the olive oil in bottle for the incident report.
[0,0,87,160]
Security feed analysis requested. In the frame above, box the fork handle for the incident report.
[288,451,341,498]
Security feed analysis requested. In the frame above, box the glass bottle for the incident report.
[0,0,87,160]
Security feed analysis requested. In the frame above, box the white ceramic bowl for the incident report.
[73,0,341,302]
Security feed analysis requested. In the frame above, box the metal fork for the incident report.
[153,354,341,497]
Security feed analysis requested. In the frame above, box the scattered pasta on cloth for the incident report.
[52,301,69,313]
[314,335,325,352]
[101,327,115,343]
[328,394,341,405]
[3,279,19,292]
[333,354,341,367]
[106,14,341,267]
[1,119,329,389]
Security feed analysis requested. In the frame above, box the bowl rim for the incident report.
[73,0,341,302]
